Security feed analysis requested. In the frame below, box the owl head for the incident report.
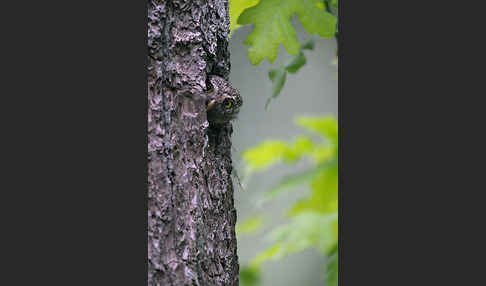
[206,76,243,125]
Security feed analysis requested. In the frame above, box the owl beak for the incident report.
[207,99,216,111]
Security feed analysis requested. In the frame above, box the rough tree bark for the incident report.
[148,0,239,285]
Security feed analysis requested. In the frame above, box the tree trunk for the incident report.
[148,0,239,285]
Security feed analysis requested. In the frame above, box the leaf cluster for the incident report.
[232,0,337,65]
[238,115,338,286]
[230,0,338,107]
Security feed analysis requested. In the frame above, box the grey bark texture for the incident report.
[148,0,239,285]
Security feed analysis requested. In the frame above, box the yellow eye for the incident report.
[224,99,233,109]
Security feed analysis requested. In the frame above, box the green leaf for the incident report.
[251,212,338,267]
[259,166,321,204]
[238,0,300,65]
[229,0,260,34]
[289,163,338,216]
[242,140,288,171]
[282,136,314,161]
[285,52,306,74]
[268,67,283,81]
[295,116,338,143]
[243,136,315,171]
[296,0,337,38]
[260,160,335,203]
[330,0,338,9]
[240,264,262,286]
[241,115,339,278]
[266,68,287,109]
[238,0,337,65]
[300,39,315,50]
[311,145,335,163]
[251,242,285,267]
[236,216,264,235]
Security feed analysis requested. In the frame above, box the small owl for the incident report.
[205,75,243,125]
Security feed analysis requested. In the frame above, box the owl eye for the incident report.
[223,98,233,109]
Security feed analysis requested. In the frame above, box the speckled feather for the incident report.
[206,75,243,125]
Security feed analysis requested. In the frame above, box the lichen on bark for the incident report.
[148,0,239,285]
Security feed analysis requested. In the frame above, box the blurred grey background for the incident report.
[229,20,338,286]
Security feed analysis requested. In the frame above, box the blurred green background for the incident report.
[229,19,338,286]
